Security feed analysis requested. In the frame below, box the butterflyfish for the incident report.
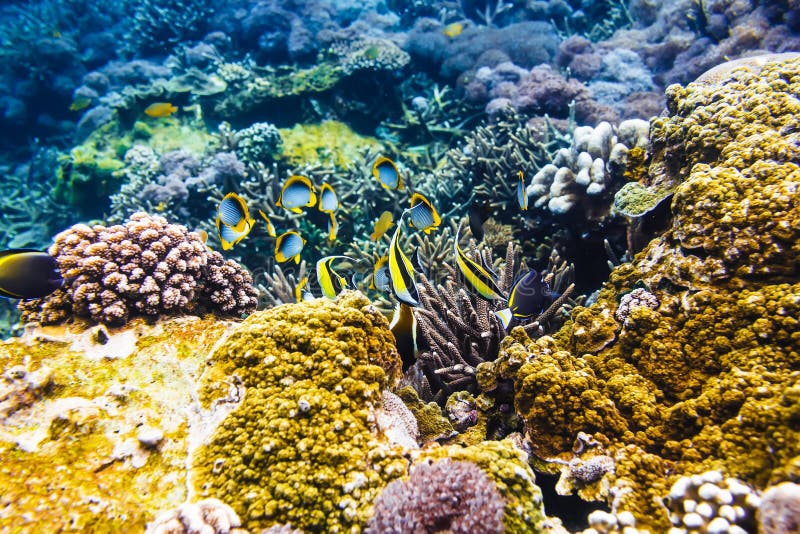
[407,192,441,234]
[494,270,553,329]
[454,224,506,301]
[327,212,338,242]
[295,276,314,302]
[316,255,354,299]
[370,211,394,241]
[372,156,404,190]
[442,22,464,38]
[369,255,391,292]
[388,213,419,307]
[217,192,253,233]
[275,231,305,263]
[277,175,317,214]
[390,302,419,371]
[318,182,340,213]
[257,209,276,237]
[216,216,253,250]
[517,171,528,210]
[144,102,178,118]
[0,249,63,299]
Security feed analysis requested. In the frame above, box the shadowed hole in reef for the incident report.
[536,472,610,531]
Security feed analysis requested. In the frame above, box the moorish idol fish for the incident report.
[407,192,441,235]
[454,224,506,301]
[275,231,305,263]
[372,156,404,190]
[277,175,317,214]
[468,201,491,242]
[327,212,338,242]
[316,255,354,299]
[216,216,253,250]
[390,302,419,371]
[0,249,63,299]
[144,102,178,118]
[257,209,277,238]
[517,171,528,210]
[494,270,553,329]
[388,213,419,307]
[370,210,394,241]
[318,182,340,213]
[217,192,254,233]
[369,255,391,292]
[295,276,314,303]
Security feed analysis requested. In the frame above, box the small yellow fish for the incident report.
[443,22,464,38]
[516,171,528,211]
[144,102,178,118]
[69,96,92,112]
[370,210,394,241]
[327,212,338,242]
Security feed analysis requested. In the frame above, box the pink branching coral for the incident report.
[19,212,258,326]
[368,459,506,534]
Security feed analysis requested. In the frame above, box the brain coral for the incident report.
[191,292,406,532]
[19,212,258,325]
[478,56,800,531]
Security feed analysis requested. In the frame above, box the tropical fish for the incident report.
[316,255,354,299]
[372,156,404,190]
[275,231,305,263]
[144,102,178,118]
[318,182,340,213]
[442,22,464,38]
[369,255,391,292]
[407,192,441,234]
[295,276,314,303]
[516,171,528,210]
[370,210,394,241]
[494,270,552,329]
[197,229,208,243]
[257,209,277,237]
[390,302,419,371]
[388,213,419,307]
[217,192,253,233]
[0,249,63,299]
[216,217,253,250]
[327,212,338,242]
[69,96,92,112]
[468,201,491,242]
[277,175,317,214]
[454,224,506,301]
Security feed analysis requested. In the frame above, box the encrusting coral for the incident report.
[19,212,259,326]
[192,291,409,532]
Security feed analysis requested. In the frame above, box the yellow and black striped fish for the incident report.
[454,224,506,301]
[407,192,441,234]
[316,255,354,299]
[388,213,419,306]
[277,175,317,213]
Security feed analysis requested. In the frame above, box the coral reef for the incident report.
[368,459,506,533]
[192,292,408,532]
[758,481,800,534]
[19,212,258,326]
[146,498,247,534]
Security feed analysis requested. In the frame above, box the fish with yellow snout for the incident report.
[372,156,404,190]
[494,270,555,329]
[0,249,63,300]
[275,230,305,264]
[277,175,317,213]
[216,192,255,250]
[370,211,394,241]
[407,192,441,235]
[453,223,506,301]
[315,255,355,299]
[369,255,391,292]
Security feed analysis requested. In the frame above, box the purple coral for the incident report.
[368,459,506,534]
[19,212,258,326]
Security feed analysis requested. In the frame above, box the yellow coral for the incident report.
[279,120,384,168]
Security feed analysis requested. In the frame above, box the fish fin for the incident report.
[495,308,513,329]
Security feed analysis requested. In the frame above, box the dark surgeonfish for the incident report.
[388,212,419,307]
[453,224,506,301]
[494,270,553,329]
[0,249,63,299]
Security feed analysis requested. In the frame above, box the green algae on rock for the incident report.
[192,292,408,532]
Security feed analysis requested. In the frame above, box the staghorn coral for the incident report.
[18,212,258,326]
[367,459,506,533]
[192,292,408,532]
[146,498,247,534]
